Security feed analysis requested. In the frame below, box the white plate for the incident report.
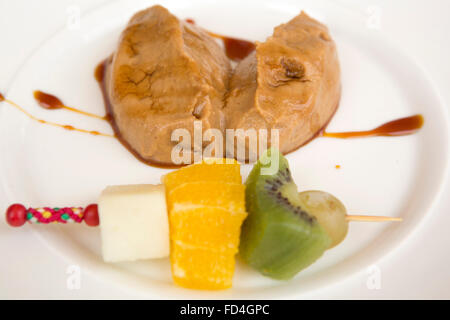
[0,0,448,299]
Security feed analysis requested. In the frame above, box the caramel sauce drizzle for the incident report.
[323,115,424,139]
[34,90,108,121]
[208,31,256,62]
[0,92,114,137]
[186,18,255,61]
[94,61,106,83]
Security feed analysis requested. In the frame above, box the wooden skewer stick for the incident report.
[345,215,402,222]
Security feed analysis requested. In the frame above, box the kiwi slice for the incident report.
[239,148,331,280]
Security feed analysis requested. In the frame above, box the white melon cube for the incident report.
[98,184,169,262]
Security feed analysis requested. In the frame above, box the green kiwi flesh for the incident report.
[239,149,331,280]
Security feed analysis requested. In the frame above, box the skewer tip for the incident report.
[346,215,403,222]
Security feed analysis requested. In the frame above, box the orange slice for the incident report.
[163,159,241,190]
[170,206,246,249]
[163,160,247,290]
[166,181,245,214]
[171,242,236,290]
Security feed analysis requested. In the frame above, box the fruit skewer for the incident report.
[3,152,403,289]
[4,203,401,227]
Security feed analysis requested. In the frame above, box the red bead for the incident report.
[83,204,99,227]
[6,204,27,227]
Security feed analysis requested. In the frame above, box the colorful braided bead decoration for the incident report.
[5,203,99,227]
[26,207,84,224]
